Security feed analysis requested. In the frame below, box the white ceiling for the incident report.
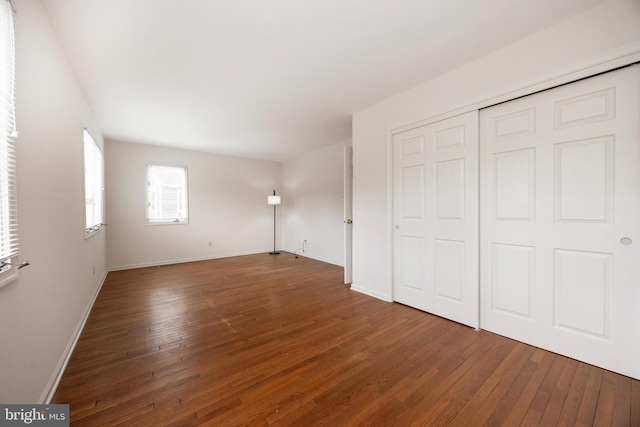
[41,0,605,161]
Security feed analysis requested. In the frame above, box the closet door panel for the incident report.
[480,65,640,379]
[393,111,479,328]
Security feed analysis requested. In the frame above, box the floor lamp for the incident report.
[267,190,281,255]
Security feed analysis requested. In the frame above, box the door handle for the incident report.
[620,237,632,245]
[346,219,353,224]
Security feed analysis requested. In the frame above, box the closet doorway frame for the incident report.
[386,48,640,314]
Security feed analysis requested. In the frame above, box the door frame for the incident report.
[344,145,353,284]
[387,50,640,303]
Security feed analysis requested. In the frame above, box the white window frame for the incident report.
[0,0,19,288]
[83,128,104,237]
[146,163,189,225]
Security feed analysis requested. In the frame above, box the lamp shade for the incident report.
[267,195,281,205]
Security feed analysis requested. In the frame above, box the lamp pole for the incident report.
[268,190,280,255]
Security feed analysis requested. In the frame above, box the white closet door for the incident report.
[480,65,640,379]
[393,111,479,328]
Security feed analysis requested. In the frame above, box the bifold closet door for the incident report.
[480,65,640,379]
[392,111,478,329]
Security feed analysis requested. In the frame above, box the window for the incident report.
[146,164,188,224]
[0,0,19,286]
[84,129,104,235]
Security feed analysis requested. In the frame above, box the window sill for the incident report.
[146,220,189,226]
[85,225,104,239]
[0,267,18,290]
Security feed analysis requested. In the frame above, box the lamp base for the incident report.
[269,251,280,255]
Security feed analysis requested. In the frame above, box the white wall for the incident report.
[282,141,347,266]
[0,0,107,403]
[106,140,282,270]
[352,0,640,300]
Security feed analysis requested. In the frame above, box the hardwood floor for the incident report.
[53,253,640,426]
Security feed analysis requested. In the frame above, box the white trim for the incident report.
[109,250,345,272]
[107,249,273,272]
[385,44,640,304]
[146,219,189,226]
[0,266,17,289]
[386,128,394,303]
[83,226,103,240]
[351,284,392,302]
[391,44,640,135]
[343,145,353,284]
[41,271,108,404]
[0,257,18,288]
[289,251,343,267]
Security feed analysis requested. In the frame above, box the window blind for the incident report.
[0,0,19,264]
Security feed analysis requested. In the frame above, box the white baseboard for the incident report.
[109,249,346,272]
[40,271,108,404]
[287,251,344,267]
[107,250,271,272]
[350,284,392,302]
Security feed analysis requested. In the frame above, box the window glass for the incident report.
[146,164,188,224]
[84,129,104,233]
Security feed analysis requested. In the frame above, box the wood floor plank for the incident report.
[557,362,592,426]
[631,379,640,425]
[576,366,605,426]
[538,357,580,426]
[597,371,620,424]
[450,343,537,426]
[52,253,640,426]
[611,373,632,427]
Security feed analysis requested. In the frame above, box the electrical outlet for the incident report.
[208,241,213,247]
